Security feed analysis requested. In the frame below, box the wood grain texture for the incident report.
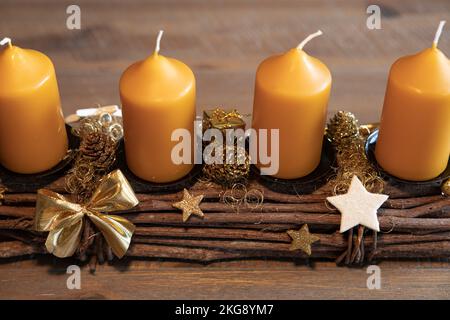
[0,0,449,300]
[1,259,449,299]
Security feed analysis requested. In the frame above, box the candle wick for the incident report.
[154,30,164,55]
[433,20,446,48]
[297,30,323,50]
[0,37,12,48]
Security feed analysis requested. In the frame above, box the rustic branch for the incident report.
[0,176,449,264]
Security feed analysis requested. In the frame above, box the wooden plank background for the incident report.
[1,0,449,299]
[1,0,449,123]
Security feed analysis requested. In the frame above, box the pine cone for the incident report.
[79,132,116,172]
[66,129,117,201]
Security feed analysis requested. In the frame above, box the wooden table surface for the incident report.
[1,0,449,300]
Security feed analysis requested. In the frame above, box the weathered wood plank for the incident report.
[0,0,449,300]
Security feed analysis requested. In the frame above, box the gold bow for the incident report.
[34,170,138,259]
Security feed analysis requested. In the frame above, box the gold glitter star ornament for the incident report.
[287,224,320,256]
[327,175,389,233]
[172,189,205,222]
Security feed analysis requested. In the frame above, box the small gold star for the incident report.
[172,189,204,222]
[287,224,320,256]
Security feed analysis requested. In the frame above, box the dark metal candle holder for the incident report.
[117,140,202,193]
[252,137,336,195]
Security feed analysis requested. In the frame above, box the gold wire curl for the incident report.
[222,183,264,213]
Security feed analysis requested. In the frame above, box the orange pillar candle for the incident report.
[375,21,450,181]
[252,30,332,179]
[0,38,68,174]
[120,31,195,183]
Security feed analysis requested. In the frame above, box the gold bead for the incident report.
[442,179,450,196]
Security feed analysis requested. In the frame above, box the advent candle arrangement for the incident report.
[2,19,450,273]
[0,23,447,186]
[251,30,332,179]
[0,38,68,174]
[375,21,450,181]
[120,31,196,183]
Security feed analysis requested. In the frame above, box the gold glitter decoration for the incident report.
[202,108,249,186]
[202,108,245,134]
[326,111,384,195]
[442,178,450,196]
[172,188,205,222]
[66,112,123,203]
[287,224,320,256]
[203,143,250,186]
[326,111,359,145]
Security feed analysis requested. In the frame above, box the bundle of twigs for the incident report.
[0,176,448,266]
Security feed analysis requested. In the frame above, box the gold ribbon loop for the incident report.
[34,170,138,258]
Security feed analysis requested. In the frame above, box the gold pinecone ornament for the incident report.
[66,113,122,203]
[326,111,383,194]
[326,111,359,147]
[64,112,124,266]
[79,131,117,172]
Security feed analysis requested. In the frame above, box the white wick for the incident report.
[0,37,12,48]
[433,20,446,47]
[297,30,323,50]
[154,30,164,54]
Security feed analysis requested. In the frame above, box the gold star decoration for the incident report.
[172,188,205,222]
[287,224,320,256]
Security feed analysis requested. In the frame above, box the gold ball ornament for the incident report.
[202,143,250,186]
[442,179,450,196]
